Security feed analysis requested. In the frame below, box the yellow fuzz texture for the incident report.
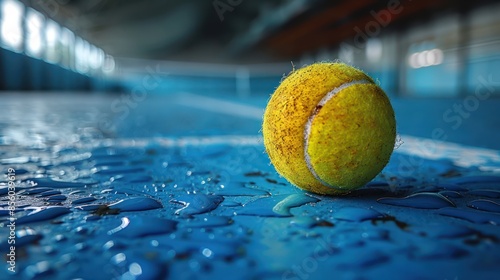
[262,62,396,195]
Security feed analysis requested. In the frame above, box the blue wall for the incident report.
[0,48,120,91]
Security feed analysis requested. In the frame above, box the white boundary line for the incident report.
[395,135,500,171]
[175,93,264,120]
[49,135,499,171]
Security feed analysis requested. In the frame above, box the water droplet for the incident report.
[16,207,71,225]
[108,216,177,238]
[468,199,500,213]
[21,187,54,195]
[68,190,84,195]
[394,133,404,149]
[272,194,319,216]
[1,156,30,164]
[119,256,166,279]
[111,253,127,265]
[439,191,462,198]
[171,194,224,217]
[220,200,242,207]
[236,194,318,217]
[24,260,53,279]
[129,262,142,276]
[36,190,62,197]
[25,178,95,188]
[377,193,455,209]
[109,197,163,212]
[53,234,66,242]
[74,242,88,251]
[202,248,213,258]
[75,204,102,212]
[102,240,127,251]
[72,196,97,205]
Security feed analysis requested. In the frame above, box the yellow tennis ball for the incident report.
[262,62,396,195]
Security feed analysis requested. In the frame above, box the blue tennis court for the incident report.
[1,90,499,279]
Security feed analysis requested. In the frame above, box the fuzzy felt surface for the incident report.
[262,62,396,195]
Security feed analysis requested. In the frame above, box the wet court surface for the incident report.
[1,93,500,280]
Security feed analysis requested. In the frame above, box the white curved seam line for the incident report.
[304,79,372,188]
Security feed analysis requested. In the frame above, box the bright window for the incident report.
[1,0,24,52]
[102,54,115,74]
[75,37,90,73]
[25,8,44,58]
[45,19,60,63]
[89,45,104,69]
[60,27,75,69]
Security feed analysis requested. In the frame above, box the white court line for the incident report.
[53,89,498,171]
[175,93,264,120]
[173,93,499,161]
[395,135,500,171]
[69,134,499,157]
[78,135,497,171]
[61,136,264,150]
[171,92,500,170]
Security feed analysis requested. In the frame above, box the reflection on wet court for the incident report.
[1,93,499,279]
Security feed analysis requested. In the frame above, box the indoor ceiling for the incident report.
[21,0,499,63]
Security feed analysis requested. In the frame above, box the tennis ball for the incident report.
[262,62,396,195]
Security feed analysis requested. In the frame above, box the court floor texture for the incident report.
[0,93,499,280]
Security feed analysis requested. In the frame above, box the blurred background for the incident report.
[1,0,499,149]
